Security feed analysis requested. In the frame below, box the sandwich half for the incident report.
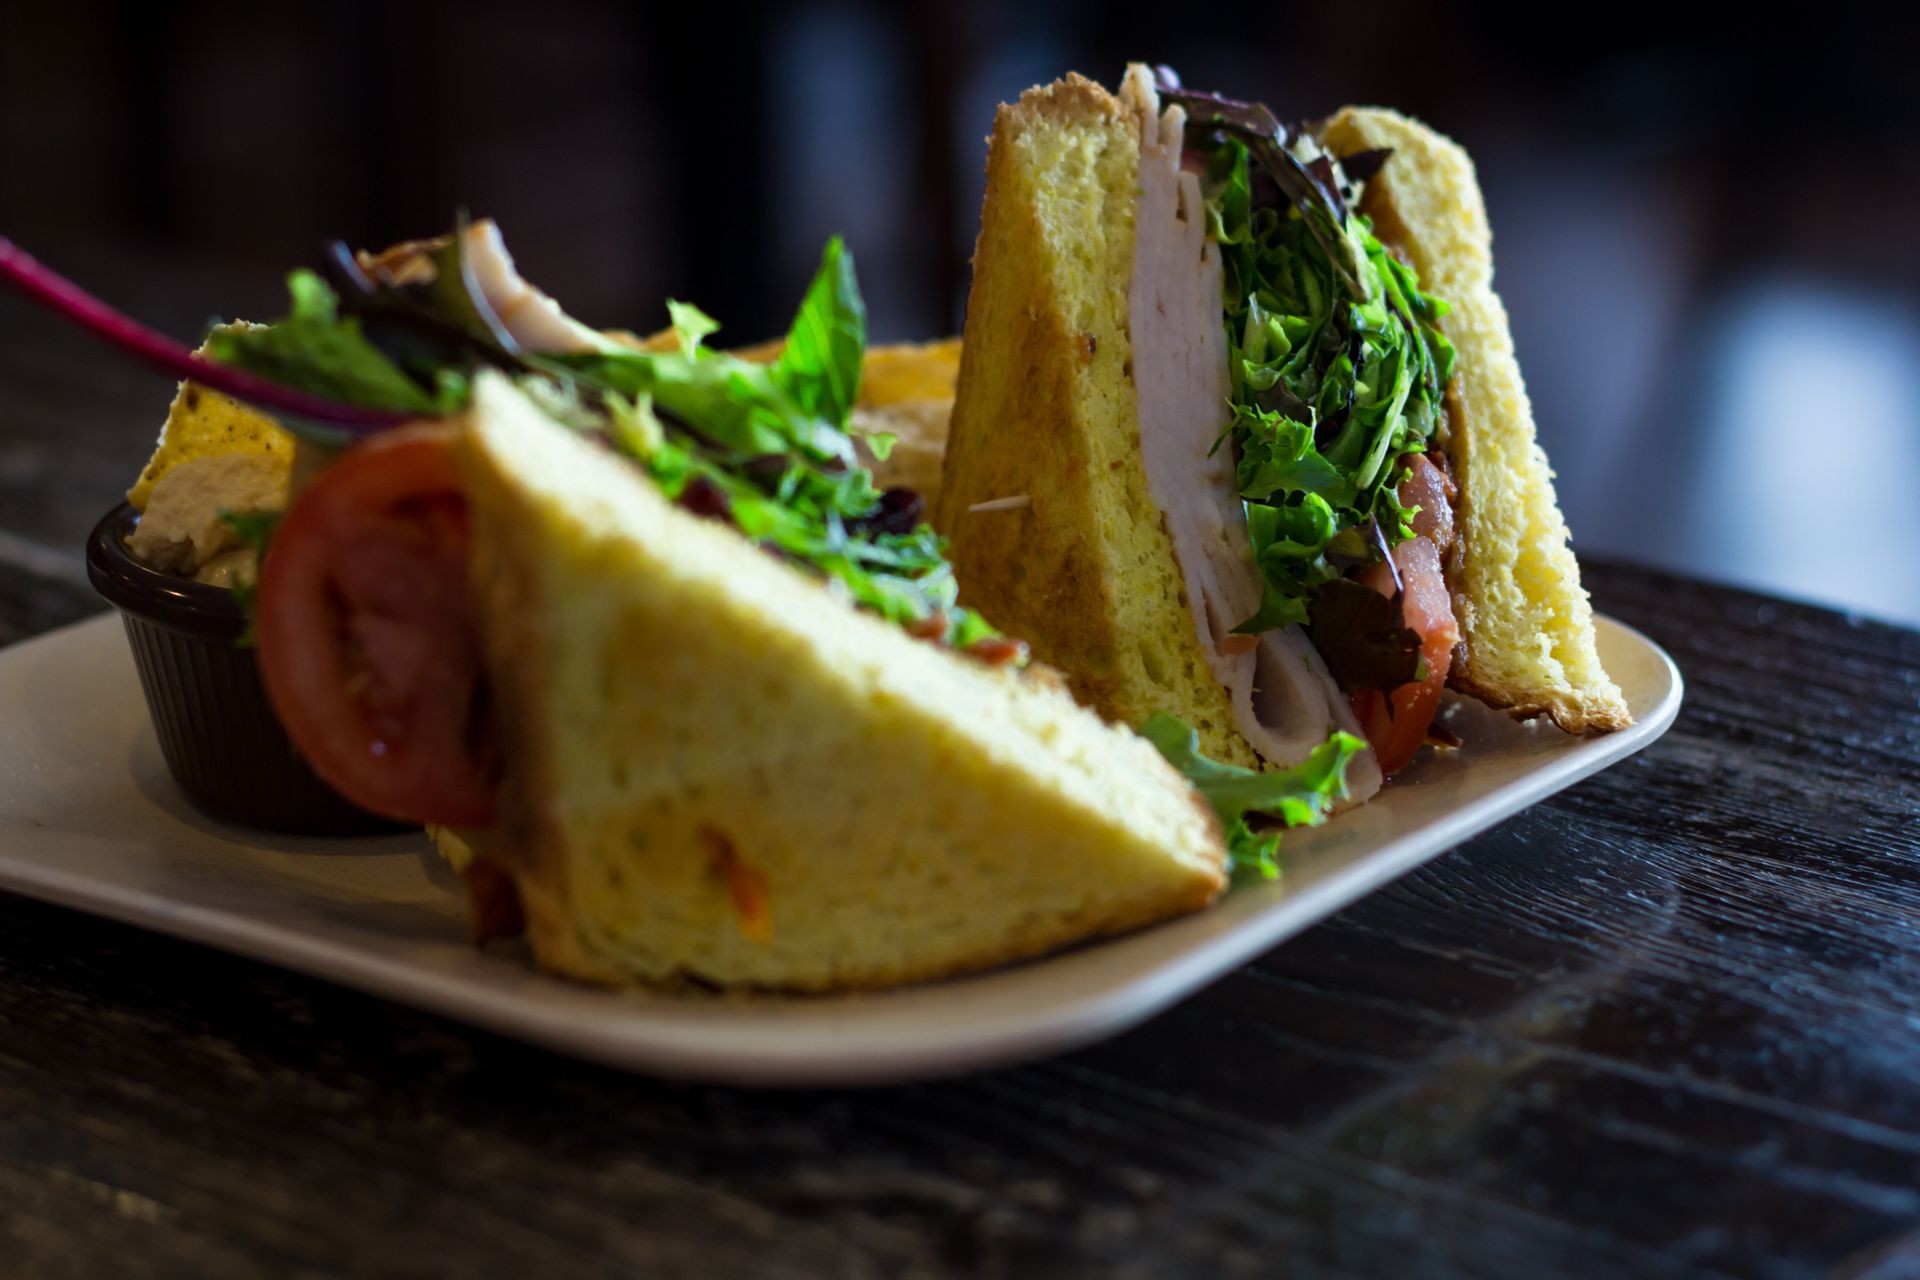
[449,371,1225,990]
[937,65,1630,793]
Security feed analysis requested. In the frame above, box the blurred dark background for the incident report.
[4,0,1919,625]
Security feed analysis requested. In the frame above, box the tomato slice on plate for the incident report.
[256,426,495,826]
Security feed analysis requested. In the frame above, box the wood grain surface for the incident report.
[2,284,1919,1279]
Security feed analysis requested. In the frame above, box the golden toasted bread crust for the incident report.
[937,74,1255,764]
[457,421,627,986]
[1320,108,1632,734]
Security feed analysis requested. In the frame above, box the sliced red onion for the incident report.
[0,237,411,431]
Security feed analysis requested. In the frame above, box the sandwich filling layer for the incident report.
[1128,63,1482,780]
[1120,68,1382,798]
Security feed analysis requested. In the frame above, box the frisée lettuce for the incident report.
[1141,712,1363,879]
[1158,76,1456,637]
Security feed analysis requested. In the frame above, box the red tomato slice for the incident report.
[255,426,495,826]
[1349,534,1460,777]
[1399,453,1457,552]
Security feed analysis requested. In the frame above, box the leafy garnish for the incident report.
[219,508,282,551]
[206,271,470,421]
[216,509,282,646]
[1140,712,1363,879]
[206,227,1003,655]
[773,235,867,430]
[534,239,999,646]
[1338,147,1394,184]
[1164,74,1456,638]
[1306,577,1422,692]
[665,300,719,354]
[0,236,408,432]
[1157,80,1364,299]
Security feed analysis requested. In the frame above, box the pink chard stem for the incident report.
[0,237,409,430]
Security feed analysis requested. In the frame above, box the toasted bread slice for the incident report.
[1320,108,1630,732]
[446,373,1225,992]
[935,74,1256,766]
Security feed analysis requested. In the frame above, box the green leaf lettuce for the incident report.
[205,230,1002,655]
[206,271,468,418]
[1140,712,1363,880]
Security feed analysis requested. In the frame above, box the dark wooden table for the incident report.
[4,282,1920,1280]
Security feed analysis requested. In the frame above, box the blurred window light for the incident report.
[1680,280,1920,626]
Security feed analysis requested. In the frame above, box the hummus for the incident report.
[126,452,287,586]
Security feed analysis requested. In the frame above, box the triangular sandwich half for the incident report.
[448,373,1224,990]
[937,65,1629,796]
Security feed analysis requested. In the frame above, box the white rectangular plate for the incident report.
[0,612,1679,1086]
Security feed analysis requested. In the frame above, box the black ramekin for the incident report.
[86,502,406,836]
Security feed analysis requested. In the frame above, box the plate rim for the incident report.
[0,611,1682,1086]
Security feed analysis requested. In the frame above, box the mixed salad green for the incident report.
[1142,713,1362,879]
[1160,78,1455,640]
[209,227,1002,653]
